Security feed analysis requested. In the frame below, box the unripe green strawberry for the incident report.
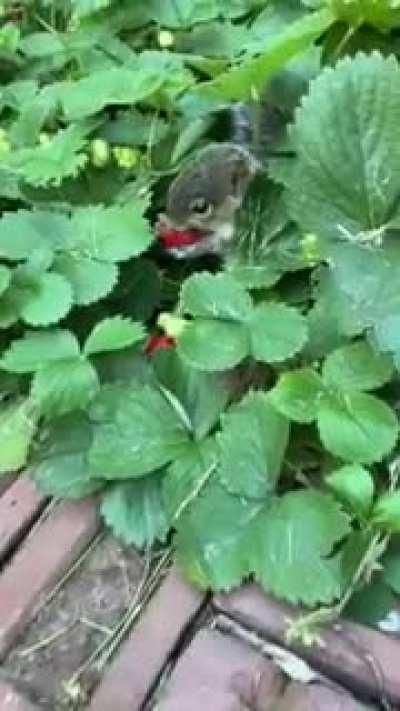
[112,146,140,169]
[90,138,110,168]
[300,233,322,266]
[157,312,187,338]
[39,132,51,145]
[158,29,174,48]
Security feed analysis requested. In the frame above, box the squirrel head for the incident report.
[157,143,259,258]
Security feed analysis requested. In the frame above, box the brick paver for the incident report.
[215,585,400,706]
[278,681,370,710]
[0,498,99,659]
[90,565,206,711]
[0,477,46,561]
[156,628,286,711]
[0,680,38,710]
[230,658,286,710]
[0,473,17,498]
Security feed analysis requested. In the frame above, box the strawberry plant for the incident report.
[2,0,400,633]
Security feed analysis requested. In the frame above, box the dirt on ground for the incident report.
[2,534,145,709]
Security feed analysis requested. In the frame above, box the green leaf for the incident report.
[338,529,372,590]
[250,2,311,45]
[225,180,297,290]
[178,20,252,61]
[0,210,71,261]
[171,115,214,165]
[99,109,168,147]
[5,125,88,187]
[326,464,374,517]
[1,80,38,111]
[248,303,308,363]
[374,314,400,365]
[305,282,346,359]
[101,474,169,548]
[89,383,132,422]
[60,67,164,120]
[17,271,73,326]
[317,391,398,464]
[180,272,252,321]
[218,391,289,499]
[153,348,230,439]
[286,53,400,242]
[0,291,19,329]
[0,169,20,202]
[162,439,218,522]
[336,243,400,333]
[10,93,55,148]
[197,8,333,100]
[0,400,36,474]
[19,31,66,59]
[383,552,400,595]
[177,272,254,371]
[268,368,325,424]
[31,358,99,417]
[314,243,400,342]
[322,341,394,392]
[84,317,145,356]
[93,349,153,390]
[176,482,262,591]
[31,412,102,499]
[145,0,256,27]
[89,384,191,479]
[250,491,351,606]
[1,330,80,373]
[114,258,161,322]
[0,21,20,53]
[53,254,118,306]
[25,248,53,273]
[330,0,400,30]
[345,579,395,627]
[71,0,111,19]
[372,491,400,531]
[178,319,249,371]
[71,204,153,262]
[0,266,11,296]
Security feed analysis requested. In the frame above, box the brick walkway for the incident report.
[0,474,399,710]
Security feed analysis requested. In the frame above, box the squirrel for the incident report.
[156,79,292,259]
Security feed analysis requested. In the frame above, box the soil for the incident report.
[1,534,145,710]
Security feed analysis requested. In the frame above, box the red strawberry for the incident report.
[145,333,176,355]
[157,223,202,248]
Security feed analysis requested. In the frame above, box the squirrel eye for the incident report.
[190,197,212,216]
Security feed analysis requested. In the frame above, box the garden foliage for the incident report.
[2,0,400,622]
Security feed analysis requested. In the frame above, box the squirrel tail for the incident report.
[230,102,253,148]
[253,100,291,161]
[229,70,303,163]
[254,70,299,162]
[229,99,289,153]
[228,68,309,168]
